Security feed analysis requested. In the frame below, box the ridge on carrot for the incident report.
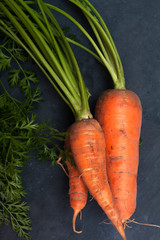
[65,0,142,224]
[0,0,126,239]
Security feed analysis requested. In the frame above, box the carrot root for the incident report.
[56,156,69,177]
[69,118,127,240]
[95,89,142,223]
[123,218,160,229]
[72,209,83,234]
[65,130,88,234]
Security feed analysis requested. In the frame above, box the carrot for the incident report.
[69,118,126,240]
[64,131,88,233]
[64,0,142,224]
[1,2,126,238]
[95,89,142,222]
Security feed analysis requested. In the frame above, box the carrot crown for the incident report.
[0,0,92,120]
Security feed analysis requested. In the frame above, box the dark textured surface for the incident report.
[1,0,160,239]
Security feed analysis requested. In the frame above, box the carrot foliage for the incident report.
[0,41,65,239]
[49,0,125,89]
[0,0,92,120]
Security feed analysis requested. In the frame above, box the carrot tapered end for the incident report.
[72,209,82,234]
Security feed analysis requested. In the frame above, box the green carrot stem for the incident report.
[68,0,125,89]
[36,0,80,98]
[0,0,92,120]
[81,0,124,75]
[45,3,92,119]
[66,38,102,63]
[0,17,78,117]
[5,0,81,102]
[17,1,79,93]
[46,4,118,87]
[85,15,112,66]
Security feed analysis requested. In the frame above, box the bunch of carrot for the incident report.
[0,0,143,239]
[54,0,142,234]
[69,0,142,224]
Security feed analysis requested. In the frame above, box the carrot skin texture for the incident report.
[69,118,126,240]
[65,134,88,233]
[95,89,142,222]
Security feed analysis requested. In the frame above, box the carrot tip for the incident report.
[120,228,127,240]
[120,226,127,240]
[73,209,83,234]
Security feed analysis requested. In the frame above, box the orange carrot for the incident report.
[65,132,88,233]
[69,118,126,240]
[1,2,125,237]
[95,89,142,223]
[62,0,142,224]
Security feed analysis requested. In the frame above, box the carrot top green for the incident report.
[48,0,125,90]
[0,0,92,120]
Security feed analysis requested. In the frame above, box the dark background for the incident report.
[1,0,160,239]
